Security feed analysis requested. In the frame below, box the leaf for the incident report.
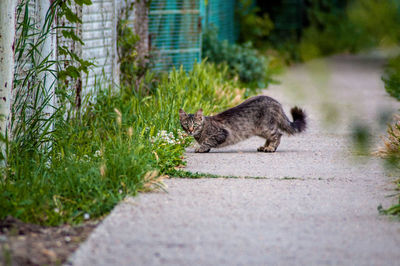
[64,7,82,23]
[82,0,93,5]
[61,30,84,45]
[65,66,81,79]
[75,0,92,6]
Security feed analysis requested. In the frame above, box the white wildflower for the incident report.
[151,130,185,145]
[84,213,90,220]
[54,208,60,213]
[94,150,101,157]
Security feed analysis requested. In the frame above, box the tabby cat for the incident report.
[179,95,306,153]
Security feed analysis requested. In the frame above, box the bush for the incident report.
[383,55,400,100]
[202,29,269,90]
[0,62,248,225]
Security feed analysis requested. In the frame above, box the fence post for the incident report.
[0,0,16,163]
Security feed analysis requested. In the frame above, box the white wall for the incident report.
[81,0,119,92]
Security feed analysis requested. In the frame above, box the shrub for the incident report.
[382,55,400,100]
[0,62,248,225]
[202,29,269,90]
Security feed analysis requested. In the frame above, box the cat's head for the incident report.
[179,109,204,136]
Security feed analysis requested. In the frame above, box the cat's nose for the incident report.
[189,127,193,132]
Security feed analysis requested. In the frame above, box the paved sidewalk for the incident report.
[68,54,400,266]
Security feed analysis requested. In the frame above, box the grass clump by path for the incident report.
[376,115,400,217]
[380,55,400,217]
[0,62,250,226]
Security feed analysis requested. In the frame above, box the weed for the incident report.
[167,169,222,179]
[168,169,307,181]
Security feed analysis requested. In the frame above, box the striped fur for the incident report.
[179,95,307,153]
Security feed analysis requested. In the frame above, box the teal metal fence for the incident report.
[148,0,237,72]
[203,0,236,43]
[149,0,202,71]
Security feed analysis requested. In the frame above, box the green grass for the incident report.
[168,169,223,179]
[0,62,250,225]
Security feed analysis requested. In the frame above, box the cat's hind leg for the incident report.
[258,132,282,152]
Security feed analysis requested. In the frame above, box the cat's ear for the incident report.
[195,108,203,118]
[179,109,187,119]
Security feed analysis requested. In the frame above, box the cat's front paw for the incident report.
[257,146,276,153]
[195,147,211,153]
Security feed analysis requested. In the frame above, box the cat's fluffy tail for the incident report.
[290,106,307,133]
[279,106,307,134]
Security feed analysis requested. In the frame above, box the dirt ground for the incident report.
[0,216,99,265]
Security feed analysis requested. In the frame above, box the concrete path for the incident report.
[68,54,400,265]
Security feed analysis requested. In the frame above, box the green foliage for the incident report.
[202,28,269,90]
[117,0,155,91]
[298,0,374,61]
[235,0,274,48]
[348,0,400,47]
[383,55,400,100]
[117,19,140,86]
[55,0,94,82]
[269,0,400,63]
[0,62,248,225]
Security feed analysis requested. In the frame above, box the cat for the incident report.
[179,95,306,153]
